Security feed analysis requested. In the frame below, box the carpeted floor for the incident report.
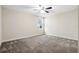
[0,35,78,53]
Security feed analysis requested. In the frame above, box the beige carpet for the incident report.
[0,35,78,53]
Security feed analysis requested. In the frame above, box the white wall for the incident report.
[0,6,2,45]
[2,8,43,42]
[78,6,79,53]
[45,9,78,40]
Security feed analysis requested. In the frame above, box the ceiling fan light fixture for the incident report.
[40,10,45,13]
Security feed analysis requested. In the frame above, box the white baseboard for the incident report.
[1,34,77,43]
[46,34,78,40]
[1,34,43,43]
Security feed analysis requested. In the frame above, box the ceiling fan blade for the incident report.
[45,11,49,13]
[46,7,52,9]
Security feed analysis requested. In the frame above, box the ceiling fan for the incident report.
[38,5,54,13]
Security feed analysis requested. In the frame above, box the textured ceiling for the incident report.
[3,5,78,17]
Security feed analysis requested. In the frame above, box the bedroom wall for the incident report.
[45,8,78,40]
[0,6,2,45]
[2,7,44,42]
[78,6,79,53]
